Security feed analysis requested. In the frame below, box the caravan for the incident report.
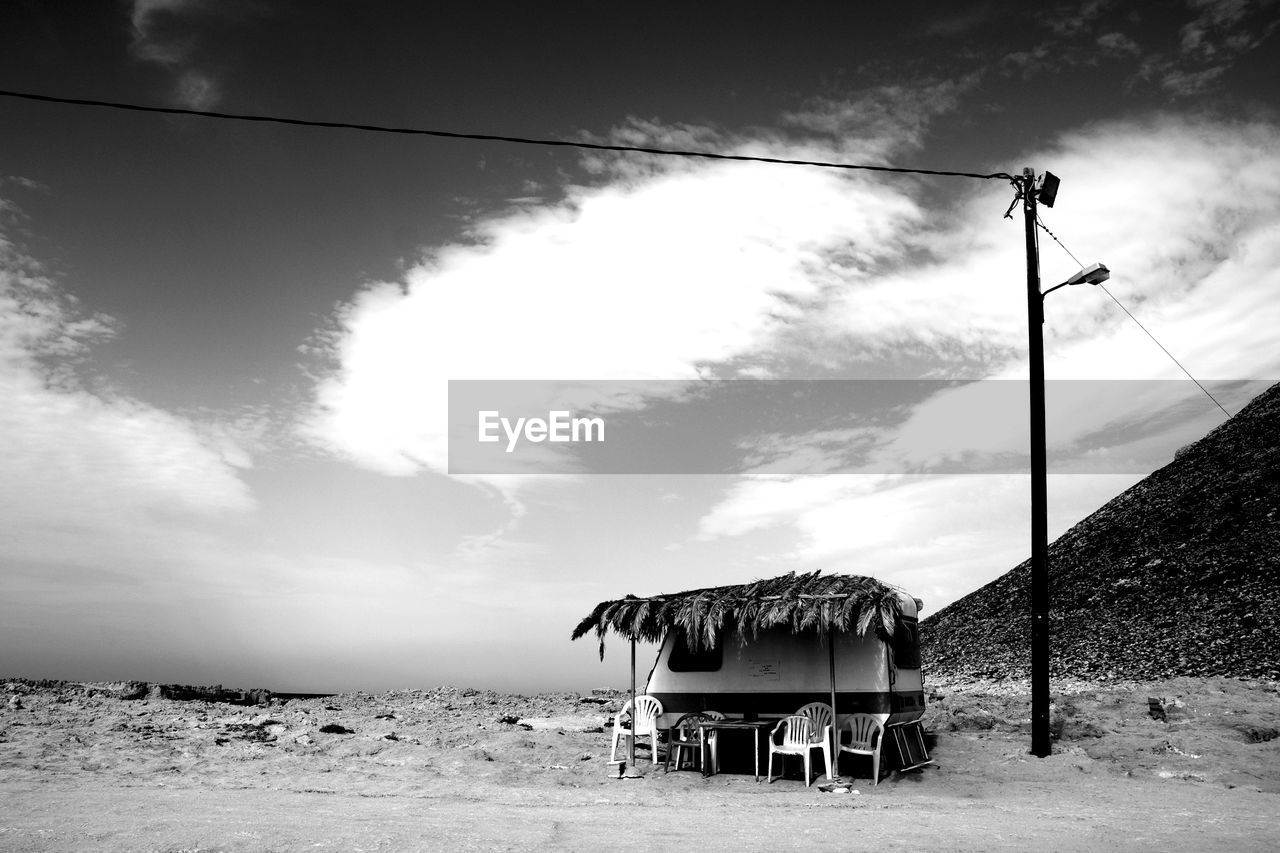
[573,570,932,775]
[643,591,924,729]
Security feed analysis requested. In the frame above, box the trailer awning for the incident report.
[571,570,916,660]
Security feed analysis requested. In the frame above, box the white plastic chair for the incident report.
[836,713,885,786]
[767,704,834,786]
[665,710,725,773]
[795,702,835,780]
[609,695,664,764]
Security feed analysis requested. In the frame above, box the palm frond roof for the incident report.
[571,570,914,660]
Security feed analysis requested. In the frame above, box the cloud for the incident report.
[1179,0,1276,61]
[301,86,982,482]
[924,3,1002,38]
[1097,31,1142,57]
[1000,43,1057,77]
[300,117,924,477]
[293,72,1280,610]
[301,101,1280,570]
[127,0,250,109]
[806,114,1280,377]
[690,112,1280,610]
[0,229,481,689]
[2,175,47,193]
[0,229,602,685]
[0,235,254,577]
[129,0,201,63]
[1038,0,1114,37]
[1135,0,1279,96]
[994,1,1277,97]
[1026,116,1280,376]
[696,472,1143,613]
[780,75,982,161]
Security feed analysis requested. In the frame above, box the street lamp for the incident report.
[1042,262,1110,298]
[1019,166,1112,757]
[1032,261,1110,754]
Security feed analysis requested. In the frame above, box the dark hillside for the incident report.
[921,382,1280,681]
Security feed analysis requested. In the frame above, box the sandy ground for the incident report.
[2,677,1278,852]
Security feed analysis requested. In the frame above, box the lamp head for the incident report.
[1066,262,1110,286]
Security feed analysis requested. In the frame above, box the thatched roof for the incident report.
[571,570,910,660]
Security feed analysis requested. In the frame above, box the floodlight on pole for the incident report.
[1038,172,1060,208]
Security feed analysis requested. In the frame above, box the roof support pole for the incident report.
[828,628,838,772]
[1023,166,1052,757]
[629,637,637,767]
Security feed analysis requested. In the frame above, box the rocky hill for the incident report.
[921,382,1280,682]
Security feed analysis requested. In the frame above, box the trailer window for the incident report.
[667,629,723,672]
[892,617,921,670]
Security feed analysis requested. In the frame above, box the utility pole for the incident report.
[1022,166,1052,757]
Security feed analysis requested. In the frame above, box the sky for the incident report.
[1,0,1277,693]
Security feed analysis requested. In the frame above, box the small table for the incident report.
[696,719,775,782]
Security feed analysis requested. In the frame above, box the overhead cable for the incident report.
[1036,216,1234,419]
[0,88,1014,181]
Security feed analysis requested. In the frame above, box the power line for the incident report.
[1036,216,1234,419]
[1093,286,1234,419]
[0,88,1014,181]
[1035,216,1085,268]
[12,88,1231,416]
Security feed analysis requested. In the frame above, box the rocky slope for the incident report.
[921,382,1280,681]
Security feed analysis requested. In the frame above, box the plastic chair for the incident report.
[836,713,885,786]
[665,710,725,773]
[609,695,664,764]
[767,708,833,786]
[795,702,835,780]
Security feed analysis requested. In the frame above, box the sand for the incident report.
[2,677,1278,851]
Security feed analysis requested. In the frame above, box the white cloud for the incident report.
[301,127,922,476]
[807,114,1280,382]
[0,235,523,687]
[695,472,1142,614]
[993,1,1277,97]
[0,241,254,573]
[0,235,601,686]
[691,113,1280,609]
[1044,1,1113,38]
[303,107,1278,616]
[1027,116,1280,378]
[1123,0,1280,96]
[780,75,980,161]
[1180,0,1275,61]
[1097,31,1142,56]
